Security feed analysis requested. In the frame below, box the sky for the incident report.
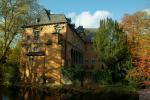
[39,0,150,28]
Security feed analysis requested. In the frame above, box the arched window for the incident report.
[71,49,74,65]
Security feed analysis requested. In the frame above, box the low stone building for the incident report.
[84,28,103,69]
[20,9,101,84]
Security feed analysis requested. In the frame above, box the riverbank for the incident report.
[0,83,141,100]
[11,82,139,96]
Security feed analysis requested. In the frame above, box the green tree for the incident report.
[62,66,85,87]
[0,0,41,85]
[94,18,132,82]
[0,42,21,85]
[7,42,21,65]
[0,0,40,63]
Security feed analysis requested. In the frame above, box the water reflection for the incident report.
[0,86,138,100]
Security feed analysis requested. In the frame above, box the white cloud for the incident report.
[143,8,150,15]
[67,10,112,28]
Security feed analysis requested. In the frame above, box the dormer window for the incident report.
[36,18,40,23]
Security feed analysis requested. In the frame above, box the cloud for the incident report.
[67,10,112,28]
[143,8,150,15]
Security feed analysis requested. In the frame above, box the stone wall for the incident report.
[65,24,85,66]
[21,23,67,84]
[84,43,102,69]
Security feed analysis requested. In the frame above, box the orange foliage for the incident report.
[121,12,150,82]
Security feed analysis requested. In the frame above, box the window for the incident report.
[36,18,40,23]
[71,49,74,65]
[92,59,96,64]
[34,31,40,41]
[33,47,38,52]
[46,39,52,45]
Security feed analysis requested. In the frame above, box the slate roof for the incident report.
[22,8,98,43]
[84,28,98,43]
[23,9,67,27]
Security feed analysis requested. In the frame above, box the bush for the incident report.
[61,66,112,86]
[92,69,111,84]
[0,63,20,86]
[61,65,85,87]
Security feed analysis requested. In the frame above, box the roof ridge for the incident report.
[50,13,65,15]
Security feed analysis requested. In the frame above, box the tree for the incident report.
[94,18,132,82]
[7,42,21,65]
[121,12,150,83]
[0,0,40,63]
[0,42,21,85]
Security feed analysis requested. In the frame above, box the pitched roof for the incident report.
[84,28,98,43]
[22,9,99,43]
[23,9,67,27]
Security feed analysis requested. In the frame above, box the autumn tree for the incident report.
[121,12,150,83]
[0,0,40,63]
[94,18,132,82]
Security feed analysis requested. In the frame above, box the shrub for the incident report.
[61,65,85,87]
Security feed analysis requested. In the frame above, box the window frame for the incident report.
[34,31,40,42]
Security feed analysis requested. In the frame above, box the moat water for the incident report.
[0,86,143,100]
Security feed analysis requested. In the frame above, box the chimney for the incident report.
[44,8,51,15]
[48,10,51,15]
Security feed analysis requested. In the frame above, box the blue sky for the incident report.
[39,0,150,28]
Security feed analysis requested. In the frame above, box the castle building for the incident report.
[20,9,101,84]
